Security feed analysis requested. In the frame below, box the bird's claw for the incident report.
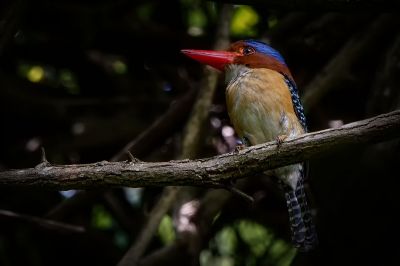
[276,134,288,147]
[235,144,246,152]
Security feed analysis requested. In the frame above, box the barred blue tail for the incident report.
[284,179,318,251]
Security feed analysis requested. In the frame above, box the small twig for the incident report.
[126,151,141,163]
[41,147,48,164]
[35,147,51,169]
[224,183,254,204]
[0,209,85,233]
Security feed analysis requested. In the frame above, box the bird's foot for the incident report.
[235,144,246,153]
[276,134,288,147]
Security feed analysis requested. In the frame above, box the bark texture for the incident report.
[1,110,399,190]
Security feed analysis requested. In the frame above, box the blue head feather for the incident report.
[244,40,286,65]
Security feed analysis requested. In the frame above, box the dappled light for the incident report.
[27,66,44,83]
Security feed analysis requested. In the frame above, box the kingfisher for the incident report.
[181,40,318,251]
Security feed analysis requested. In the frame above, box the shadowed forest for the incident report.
[0,1,399,266]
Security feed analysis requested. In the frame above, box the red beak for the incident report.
[181,49,238,71]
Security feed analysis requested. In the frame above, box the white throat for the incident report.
[225,64,251,86]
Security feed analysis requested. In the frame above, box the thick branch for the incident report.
[0,110,399,189]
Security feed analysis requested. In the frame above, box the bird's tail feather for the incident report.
[284,180,318,251]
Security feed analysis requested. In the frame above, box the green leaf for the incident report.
[158,215,176,245]
[230,6,259,37]
[91,205,113,230]
[236,219,272,257]
[215,226,237,256]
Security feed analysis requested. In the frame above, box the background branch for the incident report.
[111,88,197,161]
[0,209,85,234]
[117,5,234,266]
[302,14,398,112]
[117,187,180,266]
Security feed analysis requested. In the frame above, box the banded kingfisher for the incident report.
[182,40,318,251]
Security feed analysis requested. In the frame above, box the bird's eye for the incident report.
[242,46,255,55]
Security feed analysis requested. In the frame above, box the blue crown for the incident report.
[244,40,286,65]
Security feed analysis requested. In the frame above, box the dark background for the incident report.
[0,0,399,265]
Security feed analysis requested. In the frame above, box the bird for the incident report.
[181,40,318,251]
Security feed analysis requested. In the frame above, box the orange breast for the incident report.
[226,67,304,145]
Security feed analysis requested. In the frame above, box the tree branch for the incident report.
[0,209,85,234]
[1,110,399,189]
[179,5,232,159]
[117,187,180,266]
[111,88,197,161]
[117,5,234,266]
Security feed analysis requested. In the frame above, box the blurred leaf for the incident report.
[268,240,296,266]
[59,69,79,94]
[231,6,259,37]
[181,0,208,36]
[236,219,272,257]
[200,250,234,266]
[236,219,296,266]
[18,63,30,77]
[112,60,127,75]
[136,3,155,22]
[114,229,129,250]
[187,8,207,36]
[91,205,113,230]
[268,14,279,29]
[200,250,213,266]
[188,8,207,28]
[215,226,237,256]
[158,215,176,245]
[269,239,287,259]
[27,66,44,83]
